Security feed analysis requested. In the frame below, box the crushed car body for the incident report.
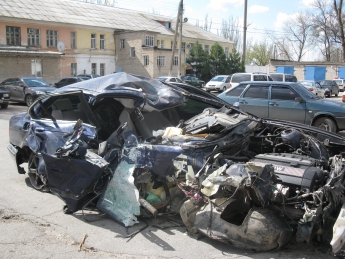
[7,72,345,253]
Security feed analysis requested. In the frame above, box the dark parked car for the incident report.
[181,75,205,87]
[7,72,345,253]
[218,81,345,132]
[318,80,340,97]
[0,77,55,106]
[0,86,10,109]
[54,77,84,88]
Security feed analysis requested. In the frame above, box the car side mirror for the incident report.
[295,97,304,103]
[19,84,25,87]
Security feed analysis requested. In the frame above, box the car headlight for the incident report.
[3,93,9,97]
[35,91,45,95]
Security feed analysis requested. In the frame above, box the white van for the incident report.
[269,73,298,82]
[229,73,273,88]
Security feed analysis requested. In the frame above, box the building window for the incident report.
[71,32,76,48]
[165,22,171,29]
[225,47,229,58]
[46,30,58,47]
[100,63,105,76]
[161,40,165,49]
[205,45,210,53]
[91,33,96,49]
[71,63,77,76]
[91,63,97,74]
[31,60,42,77]
[130,47,135,58]
[182,42,186,52]
[173,56,178,66]
[157,56,165,66]
[27,28,40,46]
[6,26,21,46]
[143,55,149,66]
[100,34,105,50]
[145,35,154,46]
[120,39,125,49]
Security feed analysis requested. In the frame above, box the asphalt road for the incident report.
[0,101,342,259]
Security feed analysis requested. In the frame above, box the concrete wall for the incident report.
[269,60,341,81]
[0,56,60,84]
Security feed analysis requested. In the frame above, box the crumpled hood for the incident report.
[54,72,185,110]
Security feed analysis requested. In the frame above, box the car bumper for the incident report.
[0,97,10,103]
[205,85,221,90]
[7,143,17,162]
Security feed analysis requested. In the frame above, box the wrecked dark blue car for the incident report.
[7,72,345,253]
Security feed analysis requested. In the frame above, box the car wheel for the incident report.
[1,103,8,109]
[25,94,33,106]
[222,86,227,92]
[313,117,337,132]
[28,152,49,192]
[335,91,339,97]
[201,83,205,87]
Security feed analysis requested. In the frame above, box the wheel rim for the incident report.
[26,95,33,106]
[28,153,48,191]
[318,121,331,131]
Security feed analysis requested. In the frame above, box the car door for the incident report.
[269,85,306,124]
[15,79,27,102]
[28,92,103,211]
[238,84,269,118]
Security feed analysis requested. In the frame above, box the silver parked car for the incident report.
[298,80,326,98]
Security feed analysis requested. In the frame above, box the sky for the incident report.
[109,0,315,42]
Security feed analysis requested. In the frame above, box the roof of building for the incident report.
[0,0,232,45]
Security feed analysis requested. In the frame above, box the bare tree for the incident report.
[195,14,212,32]
[217,16,242,51]
[310,0,338,61]
[333,0,345,61]
[267,12,312,61]
[283,12,313,61]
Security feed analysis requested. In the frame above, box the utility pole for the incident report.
[169,0,183,77]
[242,0,248,68]
[178,1,183,78]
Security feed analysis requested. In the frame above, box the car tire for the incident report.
[335,91,339,97]
[28,152,49,192]
[1,103,8,109]
[313,117,337,132]
[25,94,33,106]
[222,86,227,92]
[201,83,205,87]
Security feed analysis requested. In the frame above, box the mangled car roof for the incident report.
[54,72,185,110]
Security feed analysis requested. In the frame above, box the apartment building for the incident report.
[0,0,233,83]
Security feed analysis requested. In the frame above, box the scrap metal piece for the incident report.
[78,234,88,252]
